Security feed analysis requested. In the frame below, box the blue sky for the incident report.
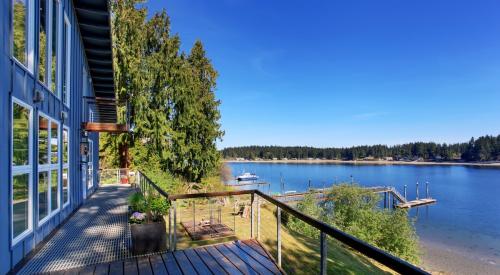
[147,0,500,148]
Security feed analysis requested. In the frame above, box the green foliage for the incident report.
[326,184,420,264]
[282,184,420,264]
[285,192,321,238]
[148,196,170,222]
[128,192,147,213]
[128,191,170,223]
[222,134,500,162]
[101,0,223,185]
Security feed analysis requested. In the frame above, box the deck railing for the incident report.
[135,171,429,274]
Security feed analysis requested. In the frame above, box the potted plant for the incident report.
[128,192,170,255]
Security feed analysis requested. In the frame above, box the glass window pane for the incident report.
[62,20,67,103]
[63,129,68,164]
[13,0,28,65]
[51,170,58,211]
[38,116,49,164]
[13,102,30,166]
[51,122,58,163]
[38,0,47,83]
[63,168,68,204]
[50,0,58,92]
[38,171,49,220]
[13,173,29,238]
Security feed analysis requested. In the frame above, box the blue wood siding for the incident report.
[0,0,102,272]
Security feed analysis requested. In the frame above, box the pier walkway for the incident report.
[272,185,437,208]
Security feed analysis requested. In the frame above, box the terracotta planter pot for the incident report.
[130,217,167,255]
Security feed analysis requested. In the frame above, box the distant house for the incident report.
[0,0,118,272]
[385,157,394,161]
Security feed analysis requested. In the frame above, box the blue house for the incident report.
[0,0,119,273]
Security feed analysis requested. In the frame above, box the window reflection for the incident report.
[13,0,28,65]
[13,102,30,166]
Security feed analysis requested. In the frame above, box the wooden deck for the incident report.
[47,240,284,275]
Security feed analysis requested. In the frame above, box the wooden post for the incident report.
[416,182,419,200]
[320,232,327,275]
[173,201,177,251]
[251,193,254,239]
[384,192,387,209]
[193,201,196,233]
[277,206,282,267]
[257,197,261,240]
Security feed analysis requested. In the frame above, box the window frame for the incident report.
[37,112,60,226]
[11,0,36,73]
[11,97,34,246]
[62,126,70,208]
[62,12,71,108]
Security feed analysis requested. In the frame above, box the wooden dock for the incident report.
[271,186,437,209]
[395,198,437,208]
[225,181,270,187]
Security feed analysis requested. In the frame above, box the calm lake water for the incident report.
[228,162,500,265]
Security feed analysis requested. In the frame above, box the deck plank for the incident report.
[224,243,277,275]
[94,262,110,275]
[184,248,213,275]
[242,240,268,258]
[148,254,168,275]
[42,239,280,275]
[123,258,139,275]
[195,247,228,274]
[173,250,198,275]
[162,252,183,275]
[78,264,96,275]
[214,244,258,275]
[234,241,281,274]
[204,246,243,275]
[137,257,153,275]
[108,260,124,275]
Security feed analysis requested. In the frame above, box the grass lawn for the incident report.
[171,196,394,274]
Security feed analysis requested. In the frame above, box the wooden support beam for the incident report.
[82,122,129,133]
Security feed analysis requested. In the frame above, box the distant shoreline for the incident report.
[225,159,500,167]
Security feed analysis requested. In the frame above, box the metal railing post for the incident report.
[173,201,177,251]
[320,232,327,275]
[250,193,255,239]
[168,205,172,251]
[257,196,261,240]
[277,206,282,267]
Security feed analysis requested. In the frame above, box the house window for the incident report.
[50,0,59,92]
[37,113,60,224]
[12,0,34,71]
[38,0,47,84]
[12,99,33,244]
[62,127,69,206]
[62,13,71,106]
[38,0,59,92]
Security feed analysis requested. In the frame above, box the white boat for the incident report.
[237,172,259,181]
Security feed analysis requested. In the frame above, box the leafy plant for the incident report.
[128,192,147,213]
[128,191,170,223]
[148,196,170,222]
